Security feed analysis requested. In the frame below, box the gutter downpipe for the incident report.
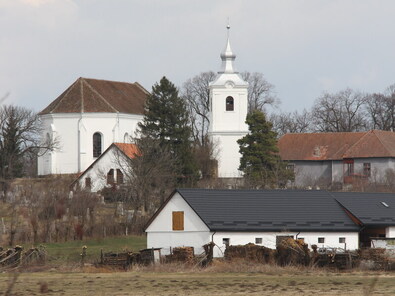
[78,114,83,172]
[211,231,216,243]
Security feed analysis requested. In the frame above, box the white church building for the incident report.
[38,27,248,179]
[37,77,148,175]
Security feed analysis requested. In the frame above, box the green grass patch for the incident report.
[30,235,147,265]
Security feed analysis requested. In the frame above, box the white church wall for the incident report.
[212,133,244,178]
[38,112,143,175]
[210,90,248,132]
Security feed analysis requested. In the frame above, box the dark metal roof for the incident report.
[334,192,395,226]
[176,189,359,232]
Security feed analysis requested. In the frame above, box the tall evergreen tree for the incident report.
[138,76,198,184]
[238,110,293,188]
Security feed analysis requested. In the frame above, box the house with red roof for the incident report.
[278,130,395,188]
[71,142,139,192]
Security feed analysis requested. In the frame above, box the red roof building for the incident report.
[278,130,395,187]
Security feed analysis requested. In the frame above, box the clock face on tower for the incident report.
[225,80,235,89]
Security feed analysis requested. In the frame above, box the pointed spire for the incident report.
[219,21,236,74]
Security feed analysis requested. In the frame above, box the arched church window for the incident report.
[226,96,234,111]
[124,133,130,143]
[93,132,102,158]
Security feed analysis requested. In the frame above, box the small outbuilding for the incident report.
[71,142,138,192]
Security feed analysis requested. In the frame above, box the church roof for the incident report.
[40,77,148,115]
[278,130,395,161]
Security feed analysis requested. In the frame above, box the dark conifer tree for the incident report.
[238,110,293,188]
[138,76,198,185]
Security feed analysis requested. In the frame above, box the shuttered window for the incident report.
[172,211,184,231]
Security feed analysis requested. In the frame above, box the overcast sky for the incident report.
[1,0,395,113]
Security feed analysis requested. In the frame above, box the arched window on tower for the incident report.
[93,132,102,158]
[226,96,234,111]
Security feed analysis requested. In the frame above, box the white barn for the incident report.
[145,189,395,257]
[37,77,147,175]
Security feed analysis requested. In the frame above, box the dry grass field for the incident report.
[1,264,395,296]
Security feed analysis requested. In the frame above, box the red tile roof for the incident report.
[278,130,395,161]
[40,77,148,115]
[113,143,140,159]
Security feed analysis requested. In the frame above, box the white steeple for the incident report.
[208,23,249,178]
[219,24,236,74]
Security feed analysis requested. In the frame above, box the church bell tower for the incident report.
[209,25,249,178]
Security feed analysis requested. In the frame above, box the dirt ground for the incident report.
[1,270,395,296]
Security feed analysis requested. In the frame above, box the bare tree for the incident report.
[0,92,9,105]
[311,88,368,132]
[0,105,58,179]
[270,109,312,137]
[181,71,216,146]
[122,137,177,215]
[240,72,279,113]
[365,84,395,131]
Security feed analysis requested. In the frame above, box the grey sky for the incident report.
[1,0,395,113]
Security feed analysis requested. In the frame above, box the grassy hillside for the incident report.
[31,235,146,265]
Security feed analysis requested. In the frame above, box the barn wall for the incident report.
[386,226,395,238]
[146,193,211,255]
[212,231,359,257]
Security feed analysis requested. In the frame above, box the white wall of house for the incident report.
[146,193,211,255]
[38,112,142,175]
[76,146,130,192]
[386,226,395,238]
[212,231,359,257]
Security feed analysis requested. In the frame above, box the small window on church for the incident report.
[93,132,102,157]
[226,96,234,111]
[107,169,114,184]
